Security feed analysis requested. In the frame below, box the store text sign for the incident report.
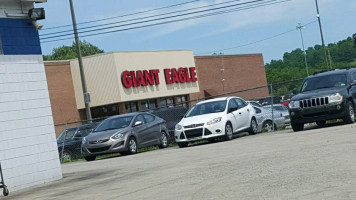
[121,67,197,88]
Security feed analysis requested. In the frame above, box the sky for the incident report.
[38,0,356,64]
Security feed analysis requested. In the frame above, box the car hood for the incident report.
[292,87,344,101]
[179,112,224,126]
[86,128,128,140]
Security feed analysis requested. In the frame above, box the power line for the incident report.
[41,0,291,42]
[42,0,201,30]
[41,0,243,37]
[196,20,317,55]
[41,0,263,39]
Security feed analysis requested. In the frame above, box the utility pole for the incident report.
[315,0,329,71]
[296,23,309,76]
[69,0,92,121]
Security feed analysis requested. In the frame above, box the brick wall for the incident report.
[190,54,269,103]
[44,61,82,136]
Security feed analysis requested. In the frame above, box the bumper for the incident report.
[174,122,225,143]
[289,102,347,124]
[81,138,128,156]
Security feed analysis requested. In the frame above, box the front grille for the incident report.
[299,97,329,108]
[184,123,204,129]
[89,139,110,144]
[88,145,111,153]
[184,128,203,139]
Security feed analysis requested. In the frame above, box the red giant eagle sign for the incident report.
[121,67,197,88]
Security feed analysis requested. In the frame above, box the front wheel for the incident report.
[177,142,188,148]
[223,122,233,141]
[158,132,168,149]
[291,122,304,132]
[343,101,355,124]
[60,151,72,162]
[84,155,96,162]
[127,137,137,154]
[3,186,9,196]
[248,118,258,135]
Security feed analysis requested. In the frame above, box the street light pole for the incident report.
[69,0,92,121]
[315,0,330,71]
[296,23,309,76]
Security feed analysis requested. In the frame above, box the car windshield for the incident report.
[94,116,133,132]
[57,128,76,141]
[185,100,227,118]
[301,74,347,92]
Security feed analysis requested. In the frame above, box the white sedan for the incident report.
[174,97,258,148]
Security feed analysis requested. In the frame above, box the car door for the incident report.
[143,114,161,145]
[72,127,93,155]
[132,114,150,148]
[234,98,251,130]
[226,98,240,132]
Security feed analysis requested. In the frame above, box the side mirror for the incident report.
[292,88,298,95]
[134,121,143,127]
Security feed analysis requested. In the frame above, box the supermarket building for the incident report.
[45,50,269,135]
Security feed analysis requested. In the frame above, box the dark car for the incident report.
[289,68,356,131]
[81,112,169,161]
[57,123,97,161]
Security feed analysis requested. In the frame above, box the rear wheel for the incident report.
[248,118,258,135]
[223,122,233,141]
[158,132,168,149]
[262,120,274,132]
[177,142,188,148]
[291,122,304,132]
[343,101,355,124]
[61,151,72,162]
[84,155,96,162]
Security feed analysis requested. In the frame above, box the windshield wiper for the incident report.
[94,127,120,132]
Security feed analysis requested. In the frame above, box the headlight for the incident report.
[82,137,86,144]
[329,93,343,103]
[207,117,222,125]
[112,132,125,140]
[289,101,300,109]
[175,124,182,130]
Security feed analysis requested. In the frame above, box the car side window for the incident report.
[133,115,145,125]
[254,107,261,114]
[227,99,238,112]
[353,72,356,82]
[77,128,93,137]
[143,114,155,123]
[234,98,246,109]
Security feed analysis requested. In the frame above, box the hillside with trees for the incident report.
[265,35,356,96]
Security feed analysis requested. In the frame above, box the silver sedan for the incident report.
[81,112,169,161]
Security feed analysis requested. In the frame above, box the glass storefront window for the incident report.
[140,99,157,111]
[125,101,137,113]
[176,95,188,108]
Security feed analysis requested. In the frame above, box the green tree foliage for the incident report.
[43,40,104,61]
[265,34,356,96]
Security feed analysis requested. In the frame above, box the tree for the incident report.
[43,40,104,61]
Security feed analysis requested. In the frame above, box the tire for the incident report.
[177,142,188,148]
[291,122,304,132]
[262,120,274,132]
[126,137,137,154]
[316,120,326,127]
[61,151,72,162]
[248,118,258,135]
[158,132,168,149]
[343,101,355,124]
[84,155,96,161]
[223,122,233,141]
[3,186,9,196]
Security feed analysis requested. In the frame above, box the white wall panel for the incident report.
[0,55,62,192]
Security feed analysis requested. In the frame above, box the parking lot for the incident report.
[4,123,356,200]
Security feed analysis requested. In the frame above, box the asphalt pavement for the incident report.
[3,123,356,200]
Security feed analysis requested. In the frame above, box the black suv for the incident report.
[289,68,356,131]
